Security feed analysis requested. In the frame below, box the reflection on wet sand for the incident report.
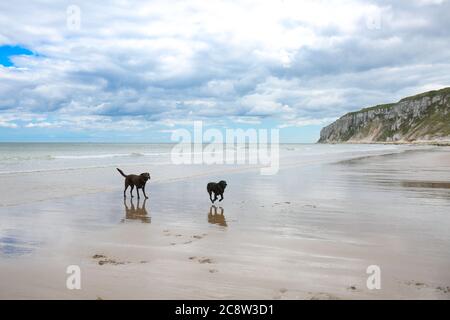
[208,205,227,227]
[0,236,36,257]
[401,180,450,189]
[122,198,151,223]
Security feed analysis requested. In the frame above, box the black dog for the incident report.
[117,168,150,199]
[207,180,227,203]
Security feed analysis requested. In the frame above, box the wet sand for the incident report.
[1,147,450,299]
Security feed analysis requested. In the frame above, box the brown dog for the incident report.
[117,168,150,199]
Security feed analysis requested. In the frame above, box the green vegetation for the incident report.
[346,103,395,117]
[410,104,450,137]
[399,87,450,103]
[320,87,450,143]
[343,87,450,117]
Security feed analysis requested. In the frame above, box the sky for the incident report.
[0,0,450,143]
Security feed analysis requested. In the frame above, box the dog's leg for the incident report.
[136,187,140,200]
[143,186,149,199]
[208,191,214,203]
[124,183,129,198]
[130,185,134,198]
[219,193,224,202]
[213,193,218,203]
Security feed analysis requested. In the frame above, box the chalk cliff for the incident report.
[318,88,450,143]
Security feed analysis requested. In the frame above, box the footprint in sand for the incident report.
[189,256,214,264]
[273,202,292,207]
[168,233,207,246]
[199,258,213,264]
[404,280,450,294]
[92,254,129,266]
[98,259,129,266]
[404,280,427,288]
[192,234,207,239]
[308,292,340,300]
[92,254,149,266]
[209,269,218,273]
[273,288,288,299]
[436,286,450,294]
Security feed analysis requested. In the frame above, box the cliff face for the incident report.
[318,88,450,143]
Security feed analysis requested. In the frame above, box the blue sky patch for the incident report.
[0,45,33,67]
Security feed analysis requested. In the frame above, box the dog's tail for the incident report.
[116,168,128,178]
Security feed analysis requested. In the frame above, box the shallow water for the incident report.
[0,142,403,175]
[0,143,408,207]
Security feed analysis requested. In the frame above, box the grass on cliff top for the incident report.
[343,87,450,118]
[399,87,450,102]
[346,103,395,116]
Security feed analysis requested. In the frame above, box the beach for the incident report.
[0,143,450,299]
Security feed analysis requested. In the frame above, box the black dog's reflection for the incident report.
[122,198,151,223]
[208,205,227,227]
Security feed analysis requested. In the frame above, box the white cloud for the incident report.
[0,121,18,128]
[0,0,449,134]
[25,122,55,128]
[279,117,339,128]
[415,0,447,5]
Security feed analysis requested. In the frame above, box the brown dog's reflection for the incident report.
[208,205,227,227]
[122,198,151,223]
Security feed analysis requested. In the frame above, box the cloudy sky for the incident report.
[0,0,449,142]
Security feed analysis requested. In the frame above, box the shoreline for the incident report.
[318,141,450,146]
[0,144,408,208]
